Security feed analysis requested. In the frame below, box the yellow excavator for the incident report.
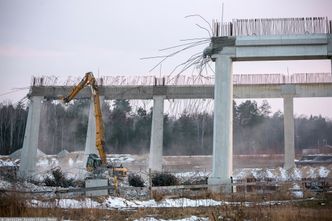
[61,72,128,178]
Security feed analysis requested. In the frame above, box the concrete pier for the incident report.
[18,96,42,178]
[84,96,104,166]
[148,95,165,172]
[283,95,295,170]
[208,51,233,190]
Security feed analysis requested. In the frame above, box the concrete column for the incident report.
[84,96,104,166]
[148,95,165,172]
[18,96,43,178]
[283,95,295,170]
[208,53,233,189]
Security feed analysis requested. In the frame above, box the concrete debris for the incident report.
[9,148,46,159]
[57,149,70,158]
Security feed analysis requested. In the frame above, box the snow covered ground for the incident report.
[30,197,222,209]
[29,194,317,211]
[232,166,331,180]
[0,153,331,192]
[174,166,331,182]
[1,153,331,221]
[133,216,209,221]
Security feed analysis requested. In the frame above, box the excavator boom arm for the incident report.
[62,72,107,165]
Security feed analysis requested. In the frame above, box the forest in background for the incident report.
[0,99,331,155]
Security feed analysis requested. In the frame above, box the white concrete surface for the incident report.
[149,95,165,172]
[18,96,43,178]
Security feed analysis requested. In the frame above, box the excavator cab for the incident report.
[86,153,102,172]
[86,153,128,178]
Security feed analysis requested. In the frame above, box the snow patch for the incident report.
[68,158,74,166]
[32,197,222,209]
[50,158,59,167]
[108,154,135,163]
[319,167,330,177]
[134,216,209,221]
[278,168,287,181]
[175,171,209,178]
[0,179,12,189]
[58,198,99,208]
[103,197,222,208]
[233,166,330,181]
[36,158,49,166]
[308,167,317,178]
[31,198,99,208]
[291,168,302,180]
[0,159,16,167]
[266,170,274,178]
[291,183,303,198]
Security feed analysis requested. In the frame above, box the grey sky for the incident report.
[0,0,331,117]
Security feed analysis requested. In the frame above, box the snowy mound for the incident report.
[57,149,70,158]
[9,148,46,159]
[107,154,135,163]
[233,166,331,181]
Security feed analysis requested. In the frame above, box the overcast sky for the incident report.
[0,0,331,117]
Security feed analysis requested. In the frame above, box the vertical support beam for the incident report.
[208,52,233,189]
[18,96,42,178]
[84,96,104,166]
[283,95,295,170]
[149,95,165,172]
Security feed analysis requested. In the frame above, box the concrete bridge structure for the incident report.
[205,16,332,188]
[18,17,332,184]
[18,73,332,178]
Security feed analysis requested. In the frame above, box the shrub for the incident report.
[128,174,145,187]
[152,173,178,186]
[44,168,74,188]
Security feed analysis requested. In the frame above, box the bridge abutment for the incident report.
[208,51,233,192]
[148,95,165,172]
[18,96,42,179]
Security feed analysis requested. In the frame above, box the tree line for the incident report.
[0,99,331,155]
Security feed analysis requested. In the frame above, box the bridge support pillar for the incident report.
[149,95,165,172]
[84,96,104,166]
[208,52,233,192]
[18,96,43,179]
[283,95,295,170]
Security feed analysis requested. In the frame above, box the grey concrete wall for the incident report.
[148,95,165,172]
[18,96,42,178]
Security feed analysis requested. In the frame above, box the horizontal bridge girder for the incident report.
[30,83,332,100]
[210,34,332,61]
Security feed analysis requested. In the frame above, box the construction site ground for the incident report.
[0,152,331,221]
